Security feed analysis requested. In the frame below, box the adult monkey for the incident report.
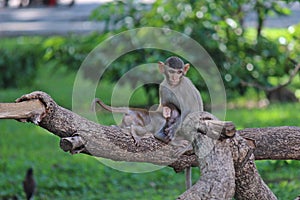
[158,56,204,189]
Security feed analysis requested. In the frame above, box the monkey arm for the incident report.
[150,113,171,143]
[159,84,180,107]
[158,85,167,106]
[165,119,181,140]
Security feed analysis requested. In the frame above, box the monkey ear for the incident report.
[158,61,165,73]
[183,63,190,75]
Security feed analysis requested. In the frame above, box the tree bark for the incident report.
[177,136,236,199]
[177,112,276,200]
[0,100,45,122]
[1,91,300,199]
[239,126,300,160]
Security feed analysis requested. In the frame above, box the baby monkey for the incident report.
[92,98,180,146]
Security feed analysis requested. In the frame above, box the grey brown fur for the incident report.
[92,98,180,146]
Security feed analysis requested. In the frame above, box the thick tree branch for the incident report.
[239,126,300,160]
[13,91,189,167]
[0,91,299,169]
[0,90,297,178]
[0,100,45,124]
[177,135,236,199]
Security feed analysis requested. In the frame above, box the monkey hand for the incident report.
[165,128,175,141]
[164,126,172,133]
[154,131,170,144]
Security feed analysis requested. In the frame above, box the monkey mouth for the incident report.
[168,80,178,86]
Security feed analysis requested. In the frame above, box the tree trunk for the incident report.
[266,87,298,103]
[1,91,300,199]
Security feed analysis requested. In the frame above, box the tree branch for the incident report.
[239,126,300,160]
[177,111,276,199]
[0,91,299,168]
[0,100,45,124]
[241,62,300,93]
[13,91,189,167]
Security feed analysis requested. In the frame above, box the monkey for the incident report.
[158,56,203,140]
[158,56,204,189]
[164,104,180,137]
[23,168,36,200]
[92,98,180,146]
[157,103,182,143]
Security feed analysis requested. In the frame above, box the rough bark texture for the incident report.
[239,127,300,160]
[177,139,236,200]
[11,91,300,165]
[14,91,189,167]
[0,100,45,123]
[177,112,276,200]
[232,134,277,200]
[1,91,299,199]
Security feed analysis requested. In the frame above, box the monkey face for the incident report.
[165,67,184,86]
[163,106,172,118]
[158,59,190,86]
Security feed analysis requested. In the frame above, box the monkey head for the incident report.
[158,56,190,87]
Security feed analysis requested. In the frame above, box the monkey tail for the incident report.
[92,98,130,114]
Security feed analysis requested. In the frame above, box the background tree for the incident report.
[1,1,298,104]
[90,0,300,103]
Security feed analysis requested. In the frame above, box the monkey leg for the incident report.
[130,125,141,146]
[130,125,148,146]
[185,167,192,189]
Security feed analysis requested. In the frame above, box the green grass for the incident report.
[1,61,300,199]
[0,119,193,200]
[226,103,300,129]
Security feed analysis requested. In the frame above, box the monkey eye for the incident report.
[168,69,183,74]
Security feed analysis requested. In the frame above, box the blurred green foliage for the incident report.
[0,34,103,90]
[90,0,300,100]
[1,0,299,103]
[42,34,103,71]
[0,37,43,88]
